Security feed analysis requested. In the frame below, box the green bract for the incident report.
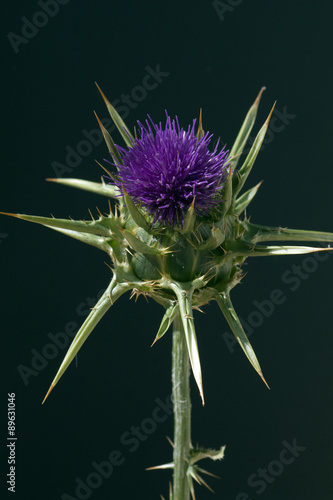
[2,87,333,407]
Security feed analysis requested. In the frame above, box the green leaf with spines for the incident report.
[46,178,121,199]
[219,166,233,217]
[168,282,204,405]
[0,212,113,238]
[122,187,152,233]
[43,226,114,254]
[229,87,266,171]
[232,102,276,199]
[243,221,333,244]
[197,226,225,251]
[42,279,131,403]
[178,198,196,234]
[215,292,269,388]
[121,228,169,255]
[96,82,134,147]
[94,111,123,164]
[151,302,179,346]
[234,181,262,215]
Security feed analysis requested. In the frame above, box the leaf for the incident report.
[151,303,179,346]
[46,178,120,199]
[121,228,165,255]
[0,212,112,237]
[197,226,225,251]
[122,187,152,233]
[219,165,233,217]
[234,181,262,215]
[229,87,266,171]
[215,292,269,388]
[43,226,113,254]
[243,221,333,244]
[189,445,226,465]
[94,111,123,164]
[246,245,333,257]
[232,102,276,198]
[95,82,134,147]
[180,198,196,234]
[42,279,130,403]
[170,284,204,405]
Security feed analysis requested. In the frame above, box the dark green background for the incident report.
[1,1,333,499]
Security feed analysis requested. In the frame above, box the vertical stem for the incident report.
[172,313,191,500]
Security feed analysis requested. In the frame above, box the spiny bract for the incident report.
[3,85,333,406]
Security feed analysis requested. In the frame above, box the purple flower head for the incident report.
[113,113,230,226]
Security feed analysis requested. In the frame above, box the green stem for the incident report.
[172,313,191,500]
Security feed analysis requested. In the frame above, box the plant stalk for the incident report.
[172,313,191,500]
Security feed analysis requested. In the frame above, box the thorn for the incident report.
[45,178,58,183]
[265,101,276,126]
[198,107,202,128]
[166,435,174,448]
[95,82,110,107]
[254,86,266,107]
[88,209,95,221]
[0,211,20,218]
[94,160,114,178]
[104,261,114,272]
[42,383,54,404]
[96,206,103,218]
[259,371,270,389]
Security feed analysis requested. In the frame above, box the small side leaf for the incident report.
[94,111,123,164]
[42,279,131,402]
[232,102,276,198]
[151,303,179,346]
[121,228,165,255]
[229,87,266,171]
[123,187,152,233]
[170,284,204,405]
[234,181,262,215]
[215,292,269,388]
[95,82,134,147]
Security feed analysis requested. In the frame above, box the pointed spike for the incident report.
[0,211,21,219]
[215,292,268,388]
[93,111,123,164]
[232,102,276,198]
[95,82,134,147]
[181,197,196,234]
[229,87,266,170]
[40,280,129,400]
[41,383,54,404]
[122,186,151,233]
[253,86,266,107]
[234,181,263,215]
[265,101,276,125]
[196,109,204,141]
[259,370,270,389]
[94,159,113,177]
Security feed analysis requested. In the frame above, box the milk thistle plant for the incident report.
[3,85,333,499]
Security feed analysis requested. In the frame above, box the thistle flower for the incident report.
[111,113,230,226]
[2,84,333,499]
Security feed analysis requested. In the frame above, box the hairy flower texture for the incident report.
[112,113,230,226]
